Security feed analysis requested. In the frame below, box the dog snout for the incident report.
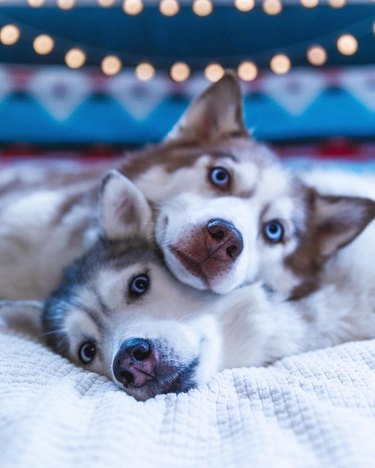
[113,338,158,388]
[207,218,243,261]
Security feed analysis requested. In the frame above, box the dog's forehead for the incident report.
[123,136,276,176]
[256,167,290,203]
[134,139,281,204]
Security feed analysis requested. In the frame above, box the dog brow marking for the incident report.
[92,288,112,318]
[70,298,105,331]
[208,151,237,162]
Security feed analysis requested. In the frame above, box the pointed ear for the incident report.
[314,194,375,258]
[100,170,153,241]
[166,71,248,142]
[0,300,44,338]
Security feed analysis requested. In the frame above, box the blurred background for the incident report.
[0,0,374,166]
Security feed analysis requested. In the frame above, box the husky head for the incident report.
[156,178,375,298]
[40,171,221,401]
[123,72,375,298]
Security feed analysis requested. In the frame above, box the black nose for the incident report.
[207,218,243,260]
[123,338,151,362]
[113,338,156,387]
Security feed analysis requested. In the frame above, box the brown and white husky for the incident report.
[0,72,373,300]
[1,171,374,401]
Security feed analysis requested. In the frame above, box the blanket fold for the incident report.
[1,328,375,468]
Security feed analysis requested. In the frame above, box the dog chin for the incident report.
[116,359,200,401]
[164,247,245,295]
[163,248,208,291]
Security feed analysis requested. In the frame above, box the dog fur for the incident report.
[1,171,373,401]
[0,73,373,301]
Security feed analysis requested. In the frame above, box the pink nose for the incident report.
[171,218,243,285]
[113,338,157,387]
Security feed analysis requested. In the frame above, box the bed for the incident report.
[1,2,375,465]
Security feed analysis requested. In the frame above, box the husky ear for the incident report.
[313,194,375,258]
[0,300,44,338]
[166,71,248,142]
[100,170,153,240]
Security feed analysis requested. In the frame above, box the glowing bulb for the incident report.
[101,55,122,76]
[237,61,258,81]
[97,0,115,5]
[300,0,319,7]
[170,62,191,82]
[328,0,345,7]
[33,34,54,55]
[160,0,179,16]
[263,0,282,15]
[65,48,86,69]
[270,54,291,74]
[57,0,76,9]
[337,34,358,56]
[193,0,213,16]
[123,0,143,15]
[204,63,224,82]
[28,0,46,6]
[234,0,255,12]
[135,63,155,81]
[373,21,375,35]
[0,25,20,46]
[307,46,327,66]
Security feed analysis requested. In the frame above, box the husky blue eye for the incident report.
[263,220,284,243]
[79,342,96,364]
[129,274,150,297]
[209,167,230,188]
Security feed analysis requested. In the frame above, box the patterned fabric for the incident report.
[0,65,375,145]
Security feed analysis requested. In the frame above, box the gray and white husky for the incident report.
[2,171,374,401]
[0,72,373,301]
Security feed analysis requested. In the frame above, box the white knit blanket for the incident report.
[1,328,375,468]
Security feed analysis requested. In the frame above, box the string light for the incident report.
[263,0,282,15]
[65,48,86,69]
[237,61,258,81]
[11,4,370,75]
[328,0,346,7]
[0,25,20,46]
[234,0,255,12]
[270,54,291,74]
[57,0,76,9]
[204,63,224,82]
[300,0,319,7]
[97,0,116,6]
[33,34,54,55]
[159,0,179,16]
[170,62,191,82]
[337,34,358,56]
[307,45,327,66]
[28,0,46,6]
[192,0,213,16]
[123,0,143,15]
[101,55,122,75]
[135,63,155,81]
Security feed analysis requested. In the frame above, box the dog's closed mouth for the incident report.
[170,246,209,286]
[123,358,199,398]
[170,245,233,287]
[158,358,199,395]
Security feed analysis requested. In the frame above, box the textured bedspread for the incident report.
[1,328,375,468]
